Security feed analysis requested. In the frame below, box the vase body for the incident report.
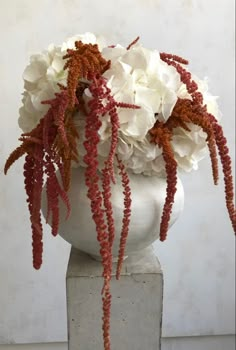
[42,167,184,259]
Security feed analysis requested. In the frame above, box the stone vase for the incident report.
[42,167,184,260]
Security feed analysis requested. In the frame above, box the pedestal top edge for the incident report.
[66,246,162,278]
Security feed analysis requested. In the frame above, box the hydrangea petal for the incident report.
[121,104,155,140]
[23,61,47,82]
[135,86,161,113]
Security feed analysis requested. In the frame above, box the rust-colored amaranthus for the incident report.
[83,74,138,350]
[63,41,111,108]
[115,155,132,279]
[4,39,235,350]
[4,41,111,272]
[4,90,76,268]
[149,124,178,241]
[149,52,236,240]
[5,40,139,350]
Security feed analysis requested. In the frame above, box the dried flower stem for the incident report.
[126,36,140,50]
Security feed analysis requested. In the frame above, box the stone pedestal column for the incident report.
[66,246,163,350]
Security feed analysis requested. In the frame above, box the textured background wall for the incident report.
[0,0,235,344]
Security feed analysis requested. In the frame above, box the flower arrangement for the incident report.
[5,33,235,350]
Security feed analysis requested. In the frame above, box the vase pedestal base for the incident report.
[66,246,163,350]
[89,253,128,262]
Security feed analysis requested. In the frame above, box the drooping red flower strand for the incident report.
[160,52,203,105]
[83,74,139,350]
[160,52,219,184]
[45,159,60,236]
[209,114,236,232]
[83,80,112,350]
[169,99,219,185]
[161,52,235,233]
[88,74,138,252]
[102,167,115,247]
[95,78,140,183]
[101,101,119,246]
[102,289,112,350]
[88,75,138,255]
[42,90,70,148]
[149,124,177,241]
[115,155,132,279]
[160,140,178,242]
[191,105,219,185]
[5,91,73,268]
[160,52,189,65]
[24,151,43,270]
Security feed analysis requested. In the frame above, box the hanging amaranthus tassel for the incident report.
[158,52,236,234]
[115,155,132,279]
[209,114,236,232]
[169,99,219,185]
[149,123,178,241]
[83,79,112,350]
[83,74,139,350]
[24,151,43,270]
[4,90,74,268]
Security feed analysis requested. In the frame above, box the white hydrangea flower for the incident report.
[18,33,106,132]
[18,33,221,176]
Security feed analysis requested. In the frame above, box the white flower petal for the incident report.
[117,138,133,160]
[171,135,194,157]
[23,61,47,82]
[24,93,36,114]
[51,53,64,73]
[121,104,155,140]
[102,45,126,61]
[132,69,148,85]
[122,47,149,70]
[30,90,52,112]
[18,107,41,132]
[135,86,161,113]
[159,89,178,121]
[118,109,135,124]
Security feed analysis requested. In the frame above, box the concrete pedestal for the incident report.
[66,246,163,350]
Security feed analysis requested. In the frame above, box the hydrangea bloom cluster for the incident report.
[19,33,221,175]
[5,33,235,350]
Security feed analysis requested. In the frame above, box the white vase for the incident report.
[42,167,184,260]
